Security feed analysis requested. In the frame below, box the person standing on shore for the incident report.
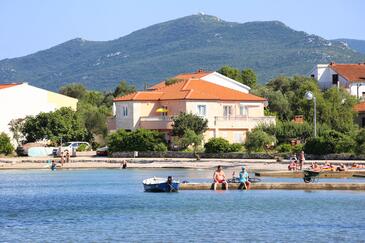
[213,165,228,190]
[65,151,70,163]
[60,152,65,166]
[299,151,305,170]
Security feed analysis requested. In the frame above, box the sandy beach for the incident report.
[1,154,365,171]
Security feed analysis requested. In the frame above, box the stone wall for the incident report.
[111,151,365,160]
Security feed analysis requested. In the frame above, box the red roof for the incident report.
[0,83,20,90]
[354,102,365,112]
[114,79,265,102]
[329,63,365,83]
[148,69,213,90]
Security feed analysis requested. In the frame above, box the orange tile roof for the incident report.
[354,102,365,112]
[329,63,365,83]
[0,83,20,90]
[114,79,266,102]
[148,69,213,90]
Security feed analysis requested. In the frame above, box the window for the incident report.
[332,74,339,85]
[161,105,168,117]
[197,105,207,116]
[239,105,247,116]
[122,106,128,117]
[223,106,232,118]
[234,132,243,143]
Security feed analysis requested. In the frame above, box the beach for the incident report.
[1,154,365,171]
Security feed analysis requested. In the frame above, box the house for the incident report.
[354,101,365,128]
[112,70,275,144]
[310,62,365,98]
[0,82,78,139]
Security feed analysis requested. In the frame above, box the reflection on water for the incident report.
[0,169,365,242]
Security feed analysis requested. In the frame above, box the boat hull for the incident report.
[143,182,180,192]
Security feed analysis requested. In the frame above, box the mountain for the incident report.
[0,14,364,91]
[333,38,365,54]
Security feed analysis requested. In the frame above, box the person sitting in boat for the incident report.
[336,163,347,172]
[239,166,251,190]
[213,165,228,190]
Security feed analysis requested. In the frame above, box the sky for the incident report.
[0,0,364,60]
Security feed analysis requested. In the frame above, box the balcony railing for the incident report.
[140,116,173,122]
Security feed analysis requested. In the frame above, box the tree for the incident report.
[241,68,257,87]
[245,129,276,153]
[217,66,242,82]
[173,129,203,152]
[0,133,14,155]
[172,113,208,138]
[204,137,242,153]
[8,118,25,146]
[22,107,92,144]
[113,80,136,98]
[59,83,87,99]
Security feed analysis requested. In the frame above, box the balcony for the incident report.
[139,116,173,130]
[213,116,276,129]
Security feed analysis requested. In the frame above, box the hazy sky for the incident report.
[0,0,364,60]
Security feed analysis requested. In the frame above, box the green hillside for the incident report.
[0,14,364,91]
[333,38,365,54]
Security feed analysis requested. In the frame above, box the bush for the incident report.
[245,129,277,153]
[204,138,242,153]
[304,137,335,155]
[107,129,167,152]
[229,143,243,152]
[276,143,292,153]
[204,138,231,153]
[0,133,14,155]
[355,129,365,154]
[292,144,304,154]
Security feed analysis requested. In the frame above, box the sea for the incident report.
[1,168,365,242]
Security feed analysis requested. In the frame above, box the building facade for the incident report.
[112,70,275,144]
[310,62,365,98]
[0,82,78,138]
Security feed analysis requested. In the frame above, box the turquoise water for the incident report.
[1,169,365,242]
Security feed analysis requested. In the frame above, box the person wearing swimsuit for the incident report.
[213,165,228,190]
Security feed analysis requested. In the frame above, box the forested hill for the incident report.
[0,14,364,91]
[333,38,365,54]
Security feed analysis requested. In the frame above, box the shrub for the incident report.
[245,129,277,153]
[229,143,243,152]
[204,138,231,153]
[292,144,304,154]
[276,143,292,153]
[204,138,242,153]
[304,137,335,155]
[107,129,167,152]
[0,133,14,155]
[355,129,365,154]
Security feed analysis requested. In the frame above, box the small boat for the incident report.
[143,176,180,192]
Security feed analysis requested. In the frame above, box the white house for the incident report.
[310,62,365,98]
[0,82,78,142]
